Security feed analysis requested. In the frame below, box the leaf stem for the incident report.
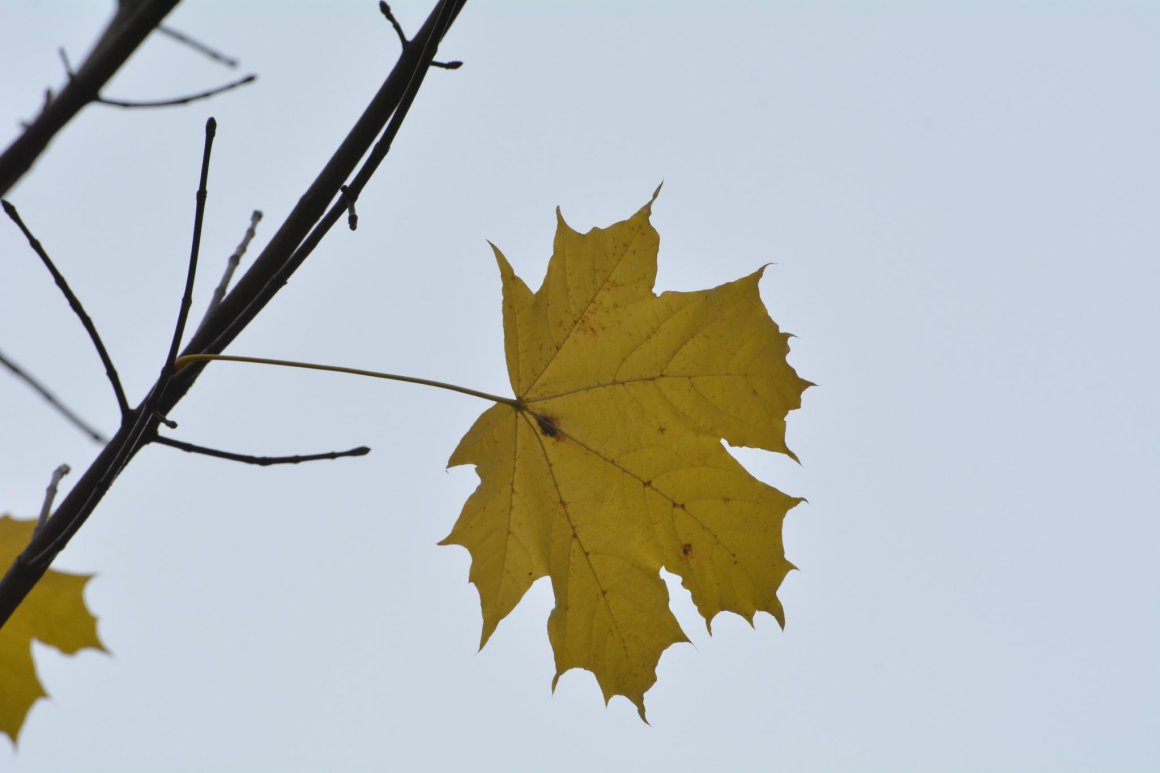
[175,353,521,408]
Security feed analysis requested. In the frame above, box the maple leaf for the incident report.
[0,514,105,744]
[442,190,810,718]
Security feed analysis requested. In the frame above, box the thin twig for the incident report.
[154,436,370,466]
[0,0,468,632]
[142,118,217,435]
[1,0,182,194]
[60,42,254,108]
[34,465,71,535]
[379,1,461,69]
[199,209,263,329]
[340,185,358,231]
[17,89,55,129]
[187,0,464,364]
[97,74,255,109]
[161,116,215,373]
[261,10,458,329]
[379,1,409,44]
[0,348,107,442]
[58,47,75,78]
[157,25,239,68]
[2,199,130,419]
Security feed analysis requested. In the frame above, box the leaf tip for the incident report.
[476,612,502,651]
[604,689,650,724]
[488,241,512,273]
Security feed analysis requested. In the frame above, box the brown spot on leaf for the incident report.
[681,543,693,558]
[577,313,607,337]
[536,414,561,438]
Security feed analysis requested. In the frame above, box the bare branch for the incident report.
[379,1,409,45]
[60,39,254,110]
[185,0,466,367]
[379,1,461,69]
[1,199,130,419]
[198,209,263,329]
[0,0,182,194]
[154,436,370,466]
[34,465,71,535]
[0,0,467,633]
[340,185,359,231]
[58,47,76,78]
[157,25,240,68]
[0,348,107,443]
[97,75,255,109]
[16,89,55,130]
[159,118,216,395]
[226,5,465,349]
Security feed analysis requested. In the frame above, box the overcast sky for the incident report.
[2,2,1157,771]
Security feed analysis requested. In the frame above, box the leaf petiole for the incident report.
[174,354,522,408]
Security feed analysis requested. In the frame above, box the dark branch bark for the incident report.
[0,0,182,195]
[0,0,467,628]
[175,0,465,381]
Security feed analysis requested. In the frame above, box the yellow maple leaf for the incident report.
[442,191,811,718]
[0,514,105,744]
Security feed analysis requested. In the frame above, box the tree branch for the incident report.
[2,200,131,420]
[161,118,216,380]
[179,0,465,378]
[0,0,182,195]
[379,2,462,70]
[58,41,255,109]
[34,465,71,535]
[95,75,256,109]
[157,25,240,68]
[0,0,468,629]
[154,436,370,466]
[207,2,465,357]
[198,209,263,330]
[0,348,107,443]
[379,1,409,46]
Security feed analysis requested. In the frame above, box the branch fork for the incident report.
[0,0,468,629]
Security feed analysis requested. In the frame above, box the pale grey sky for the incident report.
[2,2,1157,771]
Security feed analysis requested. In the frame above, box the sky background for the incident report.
[1,2,1158,771]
